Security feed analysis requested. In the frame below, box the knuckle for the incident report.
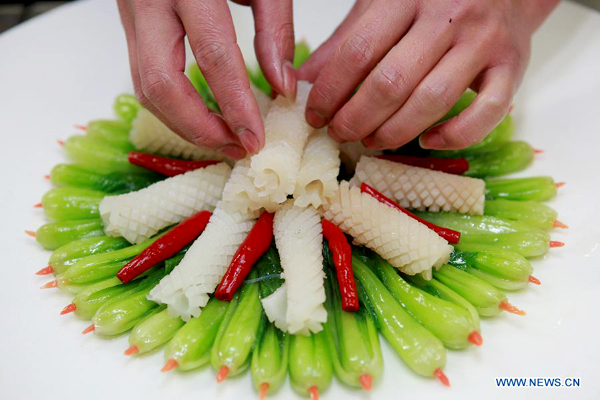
[374,125,412,150]
[415,79,454,112]
[481,92,510,116]
[331,117,363,142]
[194,40,231,74]
[338,32,375,69]
[140,68,172,103]
[370,66,409,102]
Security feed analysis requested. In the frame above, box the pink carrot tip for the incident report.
[550,240,565,248]
[534,149,544,154]
[161,359,178,372]
[74,124,87,131]
[60,303,76,315]
[359,374,373,391]
[555,182,566,188]
[44,174,51,180]
[553,220,569,229]
[57,139,65,146]
[434,368,451,387]
[82,324,95,335]
[40,280,58,289]
[35,265,54,275]
[216,366,229,383]
[499,301,526,316]
[528,275,541,285]
[25,230,37,238]
[34,203,43,208]
[468,331,483,346]
[259,383,270,400]
[308,386,319,400]
[124,345,139,356]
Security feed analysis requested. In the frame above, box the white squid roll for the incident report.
[148,202,260,321]
[293,129,341,208]
[350,156,485,215]
[339,141,382,175]
[260,283,289,332]
[99,163,231,244]
[130,108,229,162]
[221,158,280,213]
[249,82,312,205]
[321,181,453,277]
[269,201,327,335]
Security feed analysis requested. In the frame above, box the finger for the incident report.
[305,1,417,128]
[296,0,373,82]
[178,0,264,154]
[328,20,454,144]
[362,44,487,149]
[133,3,243,153]
[419,66,514,150]
[252,0,296,99]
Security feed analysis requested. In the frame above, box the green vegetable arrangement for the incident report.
[30,42,566,399]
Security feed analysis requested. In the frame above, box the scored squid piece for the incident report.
[262,202,327,335]
[293,129,341,208]
[148,201,260,321]
[350,156,485,215]
[99,163,231,244]
[321,181,453,278]
[249,82,313,206]
[129,108,230,162]
[221,158,279,213]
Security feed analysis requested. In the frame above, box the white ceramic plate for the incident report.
[1,1,599,399]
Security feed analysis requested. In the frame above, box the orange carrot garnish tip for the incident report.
[509,104,514,113]
[34,203,42,208]
[528,275,541,285]
[124,345,139,356]
[36,265,54,275]
[40,280,58,289]
[44,174,50,180]
[74,124,87,131]
[60,303,76,315]
[57,139,65,146]
[25,230,36,237]
[553,220,569,229]
[434,368,450,387]
[259,383,270,400]
[161,359,178,372]
[308,386,319,400]
[499,301,526,316]
[216,365,229,383]
[550,240,565,248]
[468,331,483,346]
[82,324,95,334]
[534,149,544,154]
[555,182,566,188]
[359,373,373,391]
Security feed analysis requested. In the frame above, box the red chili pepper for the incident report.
[360,183,461,244]
[376,155,469,175]
[128,152,220,177]
[322,219,359,312]
[117,210,212,283]
[215,211,275,301]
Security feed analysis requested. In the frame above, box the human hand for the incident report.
[117,0,296,159]
[298,0,559,150]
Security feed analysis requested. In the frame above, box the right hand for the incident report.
[117,0,296,159]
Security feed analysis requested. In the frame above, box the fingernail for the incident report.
[237,129,260,155]
[306,108,327,128]
[327,125,344,143]
[419,131,446,149]
[282,61,297,101]
[221,144,247,160]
